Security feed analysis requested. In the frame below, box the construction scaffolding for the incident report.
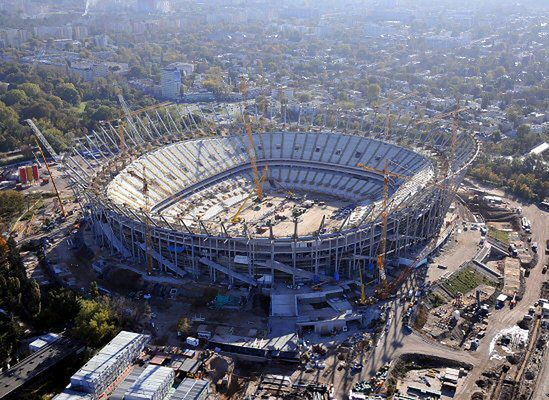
[59,103,479,286]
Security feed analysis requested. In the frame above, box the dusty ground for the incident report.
[215,189,356,237]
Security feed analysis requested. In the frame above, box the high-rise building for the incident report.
[161,67,182,100]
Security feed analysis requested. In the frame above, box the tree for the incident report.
[20,100,54,120]
[366,83,381,103]
[505,107,521,127]
[23,279,41,318]
[177,317,191,337]
[6,276,21,309]
[73,298,119,347]
[89,105,117,122]
[36,287,80,328]
[55,83,80,106]
[2,89,27,106]
[19,83,42,98]
[0,190,25,221]
[90,281,100,299]
[43,128,70,152]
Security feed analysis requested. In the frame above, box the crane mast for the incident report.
[357,160,409,298]
[34,137,67,218]
[240,77,265,200]
[141,165,154,275]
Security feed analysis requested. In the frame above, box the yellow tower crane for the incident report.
[34,137,67,218]
[356,104,470,301]
[357,161,410,300]
[240,77,265,200]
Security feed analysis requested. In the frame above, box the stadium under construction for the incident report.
[60,103,479,290]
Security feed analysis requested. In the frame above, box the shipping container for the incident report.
[26,165,34,182]
[32,164,40,181]
[52,390,96,400]
[19,166,27,183]
[70,331,150,395]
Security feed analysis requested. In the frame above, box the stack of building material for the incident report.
[171,378,210,400]
[124,365,175,400]
[70,331,150,395]
[52,390,96,400]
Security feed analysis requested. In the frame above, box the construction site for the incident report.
[57,96,478,295]
[4,95,548,400]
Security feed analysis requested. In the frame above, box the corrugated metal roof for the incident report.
[70,331,149,391]
[171,378,209,400]
[124,365,174,400]
[52,390,95,400]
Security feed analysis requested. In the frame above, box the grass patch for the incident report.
[441,267,495,297]
[428,292,446,308]
[488,227,510,244]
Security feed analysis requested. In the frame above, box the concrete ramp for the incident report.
[137,242,187,277]
[263,260,318,280]
[474,245,491,263]
[199,257,258,286]
[96,221,131,258]
[486,237,510,257]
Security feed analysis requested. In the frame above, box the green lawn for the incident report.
[441,267,495,297]
[488,227,510,244]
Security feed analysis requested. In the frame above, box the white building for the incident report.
[167,62,195,76]
[33,25,73,40]
[70,331,150,395]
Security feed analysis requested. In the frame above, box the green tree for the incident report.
[90,281,100,299]
[73,298,119,347]
[367,83,381,103]
[55,83,81,106]
[19,83,43,98]
[2,89,27,106]
[43,128,70,152]
[23,279,41,318]
[36,287,80,328]
[89,105,117,122]
[0,190,25,221]
[177,316,191,337]
[6,276,21,309]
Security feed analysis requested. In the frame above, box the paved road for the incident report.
[0,337,83,399]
